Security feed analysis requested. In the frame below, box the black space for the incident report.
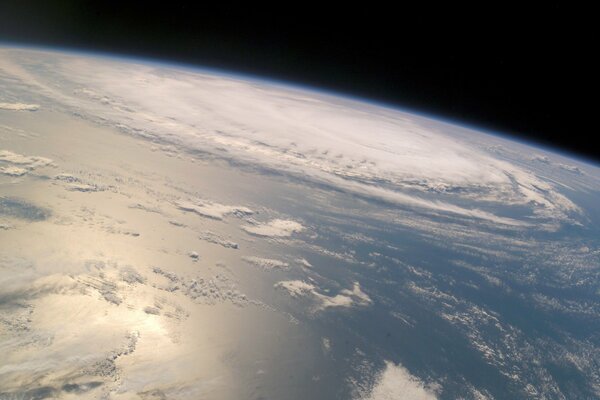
[0,1,597,162]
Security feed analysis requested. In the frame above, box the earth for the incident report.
[1,46,599,400]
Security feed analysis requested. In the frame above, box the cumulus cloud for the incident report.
[53,173,106,192]
[176,200,253,220]
[0,166,28,176]
[243,256,289,270]
[275,280,372,311]
[0,102,39,111]
[558,163,583,174]
[0,148,54,180]
[243,219,304,238]
[275,280,316,297]
[296,258,313,268]
[0,221,13,230]
[197,231,239,249]
[0,149,53,170]
[361,361,438,400]
[151,266,251,306]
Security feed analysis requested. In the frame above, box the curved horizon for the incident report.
[1,40,596,168]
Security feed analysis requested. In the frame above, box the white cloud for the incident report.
[558,163,583,174]
[0,102,39,111]
[0,166,28,176]
[0,149,53,169]
[243,219,304,237]
[275,279,316,297]
[340,282,372,306]
[275,280,372,311]
[243,256,288,270]
[0,47,593,229]
[197,231,239,249]
[296,258,313,268]
[0,221,13,230]
[151,266,251,306]
[52,173,106,192]
[321,337,331,353]
[361,360,438,400]
[176,200,253,220]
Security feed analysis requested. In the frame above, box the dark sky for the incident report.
[0,1,597,162]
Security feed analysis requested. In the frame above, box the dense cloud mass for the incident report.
[0,47,599,400]
[0,47,588,228]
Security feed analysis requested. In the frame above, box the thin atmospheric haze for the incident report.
[0,41,599,400]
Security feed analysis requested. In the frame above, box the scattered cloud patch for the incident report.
[0,149,53,172]
[0,102,39,111]
[0,221,13,230]
[340,282,372,306]
[243,256,289,270]
[322,337,331,353]
[296,258,313,268]
[53,173,80,182]
[275,280,316,297]
[558,163,583,174]
[67,182,103,192]
[198,231,239,249]
[243,219,304,238]
[53,173,107,192]
[275,280,372,312]
[0,166,28,176]
[151,267,251,306]
[532,155,551,164]
[361,360,438,400]
[176,200,253,220]
[532,155,584,175]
